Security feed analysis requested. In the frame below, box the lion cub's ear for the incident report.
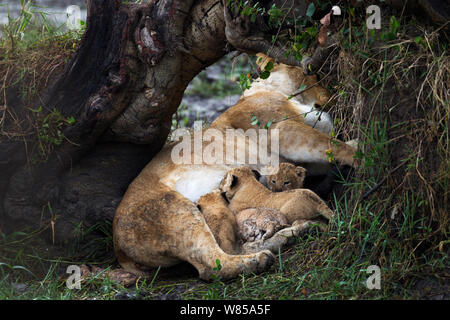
[220,173,238,191]
[220,173,239,201]
[256,53,274,71]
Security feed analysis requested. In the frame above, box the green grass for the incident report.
[185,73,242,99]
[0,1,84,142]
[0,220,120,300]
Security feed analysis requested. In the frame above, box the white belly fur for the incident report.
[286,98,333,135]
[164,166,230,203]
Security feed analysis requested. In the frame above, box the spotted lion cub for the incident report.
[236,208,289,242]
[266,163,307,192]
[197,190,288,251]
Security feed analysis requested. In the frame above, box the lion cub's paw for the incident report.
[266,163,307,192]
[236,208,289,242]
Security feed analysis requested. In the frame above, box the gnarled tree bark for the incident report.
[1,0,232,244]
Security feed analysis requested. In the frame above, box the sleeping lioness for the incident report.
[113,54,358,280]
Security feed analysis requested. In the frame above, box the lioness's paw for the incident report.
[254,250,275,273]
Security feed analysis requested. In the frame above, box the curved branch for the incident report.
[222,0,335,74]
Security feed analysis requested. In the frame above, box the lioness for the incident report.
[113,54,358,280]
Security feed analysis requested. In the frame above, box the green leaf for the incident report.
[389,16,400,34]
[265,61,274,71]
[251,115,261,126]
[260,70,271,79]
[67,116,76,125]
[30,106,42,113]
[348,7,355,17]
[213,259,222,271]
[305,26,317,37]
[264,120,273,129]
[306,3,315,17]
[239,73,252,90]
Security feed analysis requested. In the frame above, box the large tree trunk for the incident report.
[0,0,231,244]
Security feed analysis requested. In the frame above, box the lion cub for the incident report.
[235,208,289,242]
[220,167,334,224]
[197,190,288,249]
[197,189,238,254]
[265,163,307,192]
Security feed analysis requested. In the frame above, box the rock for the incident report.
[412,277,450,300]
[178,95,240,127]
[114,290,145,300]
[11,282,28,294]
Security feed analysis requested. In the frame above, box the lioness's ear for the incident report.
[251,170,261,180]
[256,53,274,70]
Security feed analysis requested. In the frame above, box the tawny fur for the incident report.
[197,190,238,254]
[266,163,307,192]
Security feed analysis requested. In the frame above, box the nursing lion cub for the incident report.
[220,167,334,223]
[113,53,358,280]
[265,162,307,192]
[197,190,289,250]
[197,190,238,255]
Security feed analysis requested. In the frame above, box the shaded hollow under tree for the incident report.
[0,0,447,246]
